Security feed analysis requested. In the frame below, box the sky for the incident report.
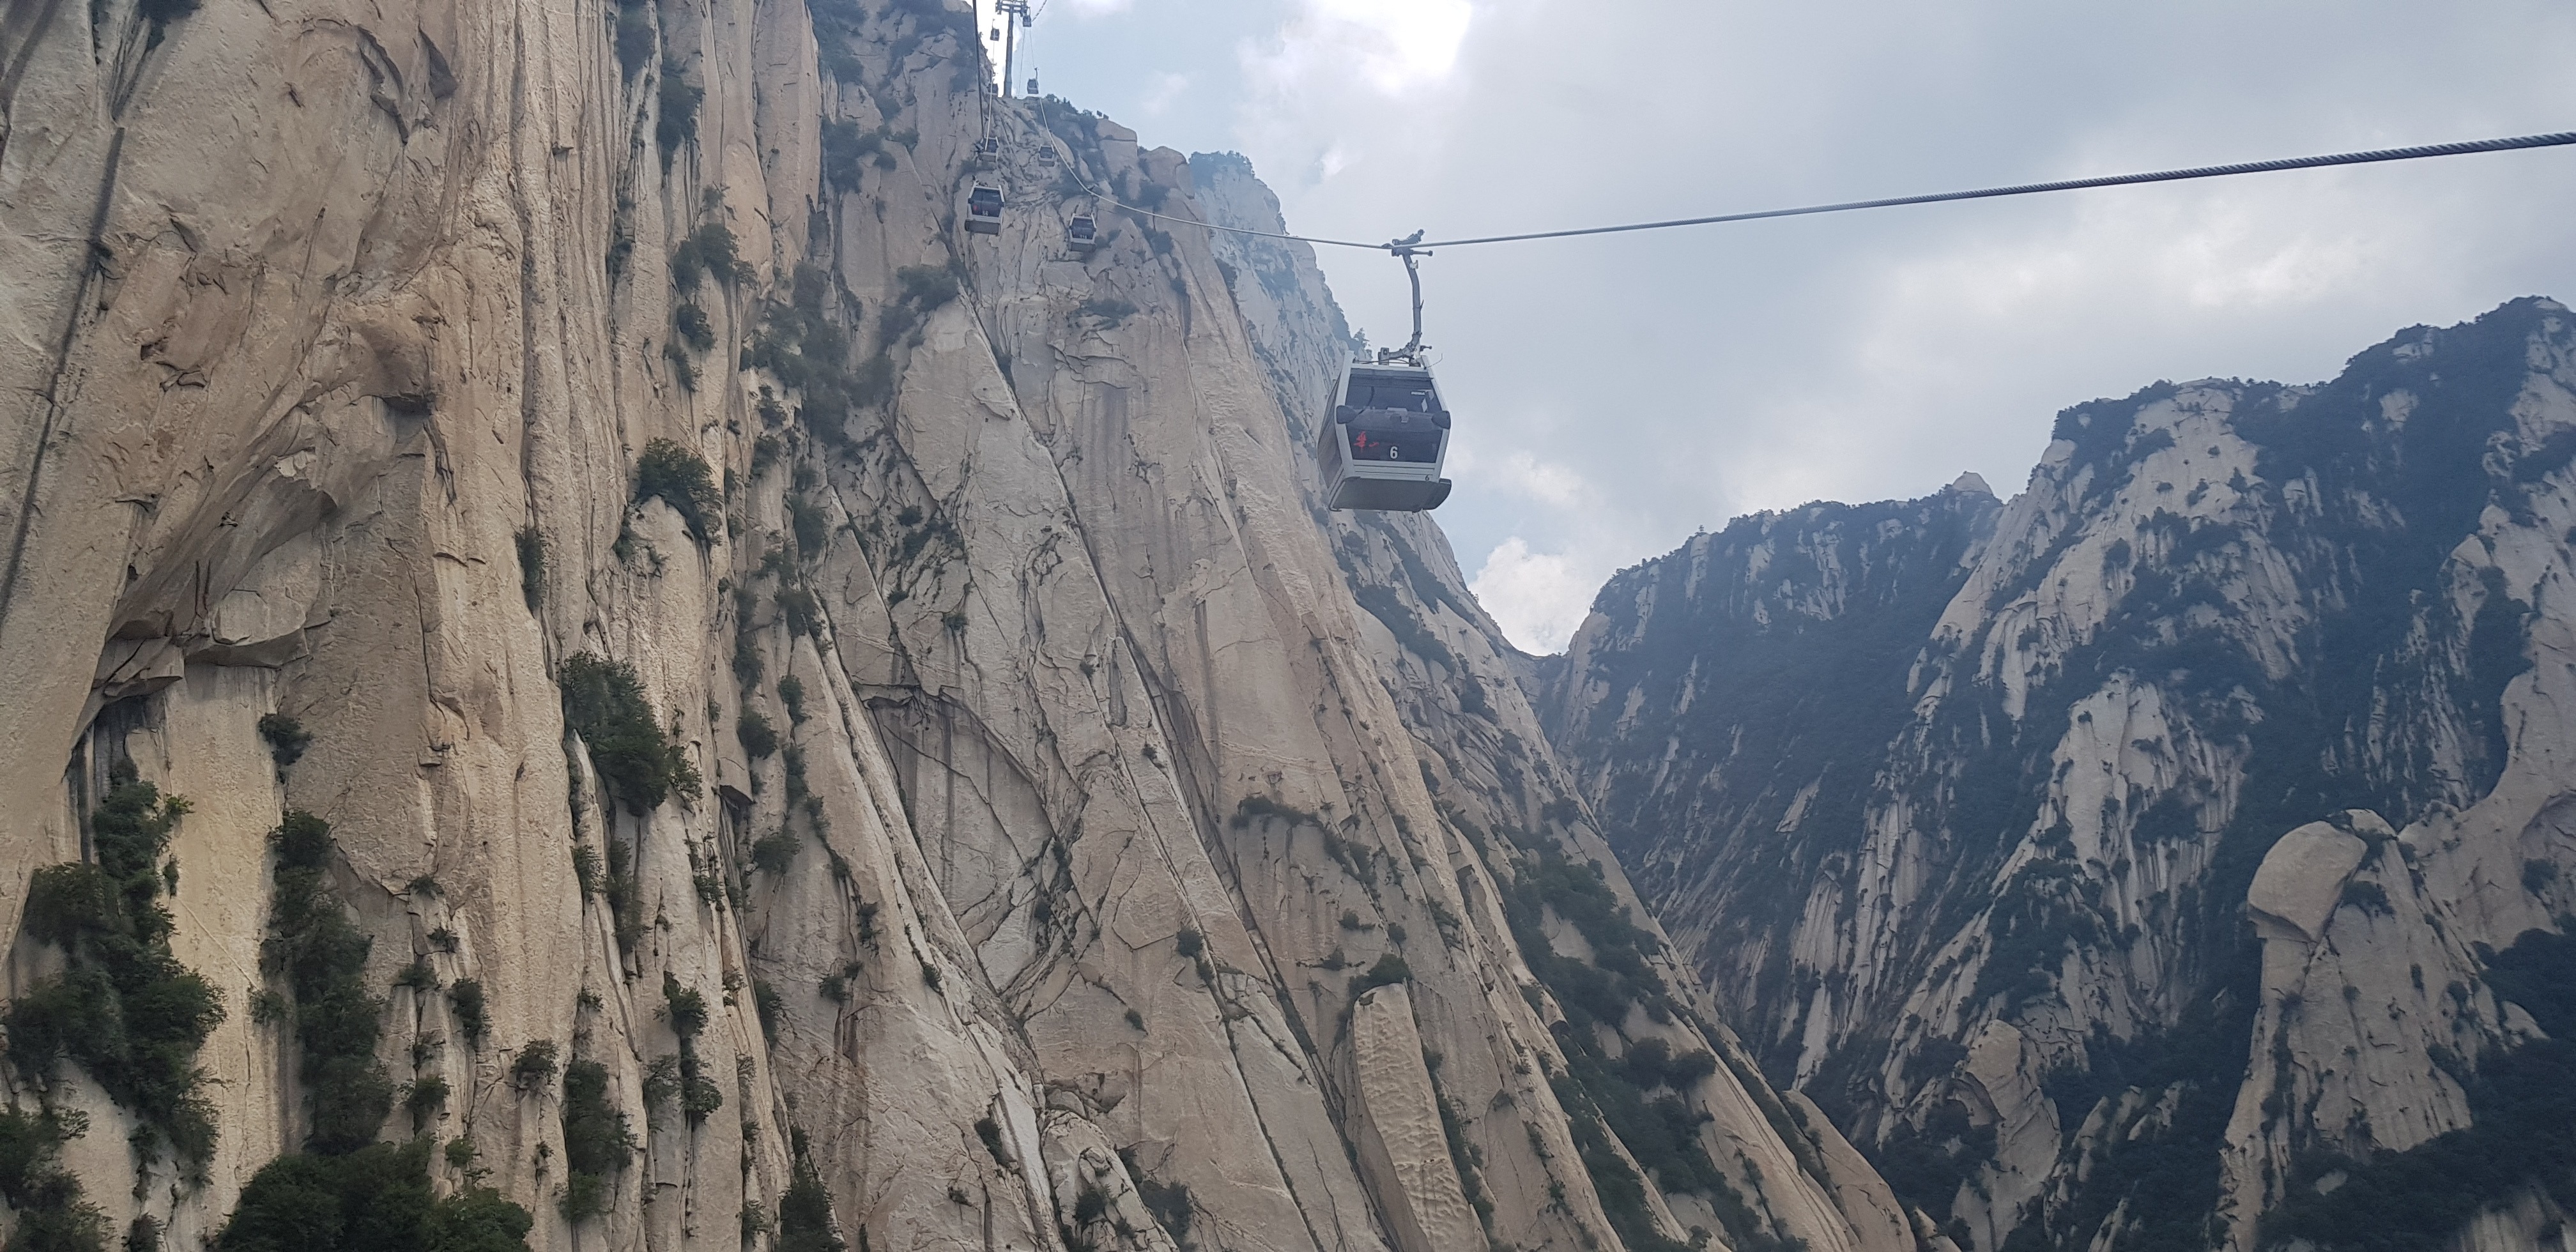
[975,0,2576,653]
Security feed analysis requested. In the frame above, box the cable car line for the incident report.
[1411,130,2576,248]
[1054,128,2576,254]
[1005,101,2576,514]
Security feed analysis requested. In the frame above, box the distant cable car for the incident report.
[1319,361,1452,511]
[965,185,1004,235]
[1066,215,1098,254]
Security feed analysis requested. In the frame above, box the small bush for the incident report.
[662,340,698,391]
[850,353,896,406]
[669,224,740,291]
[2341,880,2395,917]
[611,0,654,77]
[515,526,547,608]
[1354,954,1411,994]
[559,653,702,813]
[777,676,808,724]
[632,438,719,540]
[1174,928,1204,959]
[737,710,780,760]
[560,1060,636,1223]
[778,586,822,637]
[820,120,884,194]
[675,303,715,352]
[450,979,489,1046]
[895,263,961,311]
[1075,298,1136,324]
[787,494,831,558]
[20,863,118,948]
[262,811,393,1156]
[753,981,784,1039]
[406,1075,450,1132]
[1229,795,1319,830]
[656,74,703,161]
[394,958,440,994]
[681,1066,723,1124]
[1116,1148,1195,1241]
[661,973,709,1039]
[641,1056,680,1112]
[257,714,313,767]
[1621,1039,1720,1091]
[750,832,799,875]
[512,1039,560,1088]
[776,1154,846,1252]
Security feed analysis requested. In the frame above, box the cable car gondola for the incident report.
[1319,240,1452,511]
[1319,359,1452,511]
[1066,215,1098,254]
[965,185,1004,235]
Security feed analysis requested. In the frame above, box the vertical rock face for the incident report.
[1540,299,2576,1251]
[0,3,1900,1251]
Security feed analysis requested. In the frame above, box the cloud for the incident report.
[1475,447,1588,509]
[1139,71,1190,116]
[1034,0,2576,652]
[1469,537,1603,653]
[1244,0,1475,99]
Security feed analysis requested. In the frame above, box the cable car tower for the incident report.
[993,0,1031,98]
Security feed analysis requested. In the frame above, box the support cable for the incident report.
[1045,127,2576,254]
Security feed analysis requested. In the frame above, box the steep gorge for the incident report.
[0,1,1905,1250]
[1539,300,2576,1252]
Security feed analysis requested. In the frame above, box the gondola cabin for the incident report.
[1066,215,1098,254]
[1318,362,1452,512]
[965,185,1004,235]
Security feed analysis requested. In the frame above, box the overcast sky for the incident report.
[976,0,2576,653]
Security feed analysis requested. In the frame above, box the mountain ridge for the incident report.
[1538,295,2576,1252]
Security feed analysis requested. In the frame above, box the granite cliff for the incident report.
[0,0,1905,1249]
[1538,300,2576,1252]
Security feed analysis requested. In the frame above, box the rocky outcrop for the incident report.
[1540,300,2576,1251]
[0,2,1899,1249]
[1196,146,1920,1252]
